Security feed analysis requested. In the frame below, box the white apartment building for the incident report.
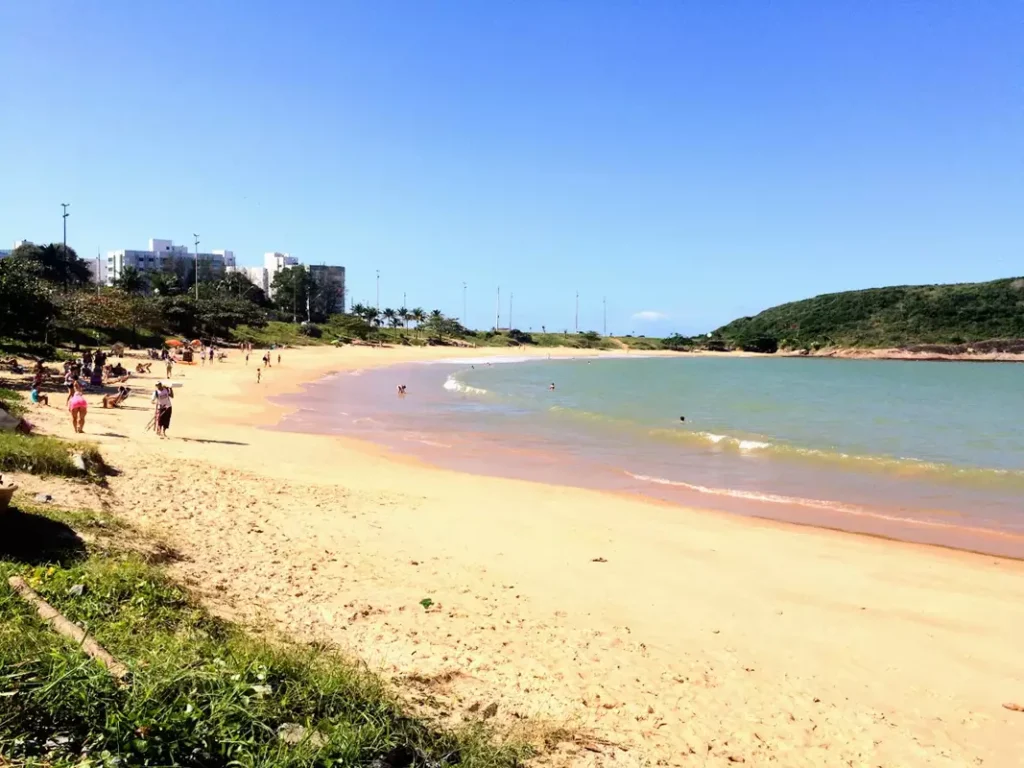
[106,238,236,286]
[262,252,298,298]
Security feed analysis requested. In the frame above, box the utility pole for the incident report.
[193,234,200,300]
[376,269,380,311]
[603,296,607,336]
[61,203,70,290]
[509,292,513,331]
[495,286,500,330]
[96,248,101,296]
[575,291,579,334]
[462,282,467,327]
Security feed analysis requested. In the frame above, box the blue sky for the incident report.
[1,2,1020,335]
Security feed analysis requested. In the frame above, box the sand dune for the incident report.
[10,345,1024,767]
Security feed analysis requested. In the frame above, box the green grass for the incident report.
[0,505,529,768]
[0,387,27,417]
[231,322,332,348]
[0,432,108,479]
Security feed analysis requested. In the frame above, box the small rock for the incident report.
[34,493,53,503]
[67,584,87,597]
[591,557,608,563]
[276,722,326,747]
[482,702,499,719]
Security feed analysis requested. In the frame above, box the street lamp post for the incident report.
[193,234,200,300]
[603,296,607,336]
[376,270,380,312]
[61,203,70,289]
[462,282,467,328]
[575,291,579,334]
[509,292,513,331]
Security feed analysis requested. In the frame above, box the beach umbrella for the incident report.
[165,339,183,347]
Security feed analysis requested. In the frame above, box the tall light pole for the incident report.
[61,203,70,289]
[603,296,607,336]
[193,234,201,300]
[376,269,380,312]
[462,281,467,327]
[575,291,579,334]
[96,248,101,296]
[509,291,513,331]
[495,286,500,330]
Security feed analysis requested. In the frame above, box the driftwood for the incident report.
[8,576,129,681]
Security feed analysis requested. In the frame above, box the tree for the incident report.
[0,257,56,339]
[426,310,446,342]
[113,265,147,294]
[213,272,269,306]
[398,306,409,329]
[382,308,397,328]
[271,266,313,321]
[149,269,182,297]
[411,307,426,337]
[11,242,91,288]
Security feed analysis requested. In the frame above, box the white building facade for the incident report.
[106,238,236,286]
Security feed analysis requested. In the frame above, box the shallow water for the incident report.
[273,355,1024,558]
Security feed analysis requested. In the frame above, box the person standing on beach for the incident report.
[257,368,262,384]
[67,380,88,433]
[151,382,174,438]
[165,357,174,379]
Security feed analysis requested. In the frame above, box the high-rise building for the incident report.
[305,264,346,314]
[106,238,236,286]
[263,252,299,298]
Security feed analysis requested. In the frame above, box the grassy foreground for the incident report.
[0,504,527,768]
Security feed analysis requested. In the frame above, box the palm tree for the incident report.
[364,307,380,327]
[411,307,426,338]
[428,309,445,342]
[351,302,367,318]
[113,265,147,295]
[382,307,397,329]
[398,306,409,330]
[389,315,402,329]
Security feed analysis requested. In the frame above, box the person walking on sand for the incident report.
[67,380,88,433]
[165,357,174,379]
[151,382,174,438]
[256,367,262,383]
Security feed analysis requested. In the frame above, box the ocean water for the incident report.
[274,356,1024,558]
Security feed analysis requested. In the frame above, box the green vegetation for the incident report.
[714,277,1024,351]
[0,387,27,417]
[0,432,107,479]
[0,503,528,768]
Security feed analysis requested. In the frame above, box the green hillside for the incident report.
[714,277,1024,350]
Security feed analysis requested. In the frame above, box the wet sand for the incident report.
[7,345,1024,767]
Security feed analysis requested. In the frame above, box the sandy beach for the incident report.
[7,345,1024,767]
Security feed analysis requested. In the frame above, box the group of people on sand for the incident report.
[19,341,285,438]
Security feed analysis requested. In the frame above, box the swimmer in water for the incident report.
[396,384,407,396]
[679,416,686,422]
[549,382,556,390]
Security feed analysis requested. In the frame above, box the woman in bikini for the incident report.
[66,380,88,433]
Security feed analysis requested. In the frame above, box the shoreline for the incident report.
[5,344,1024,766]
[784,347,1024,363]
[271,353,1024,560]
